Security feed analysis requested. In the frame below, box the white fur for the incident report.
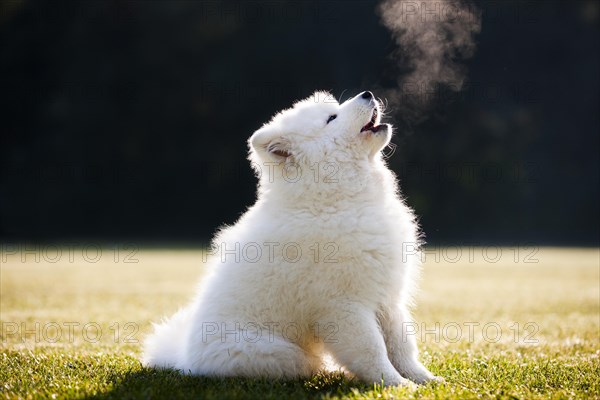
[142,91,439,386]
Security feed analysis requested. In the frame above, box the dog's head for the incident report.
[249,91,392,166]
[248,91,394,197]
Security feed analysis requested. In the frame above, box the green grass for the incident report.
[1,246,599,399]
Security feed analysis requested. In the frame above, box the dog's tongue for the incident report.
[361,122,374,132]
[361,108,379,132]
[361,122,384,132]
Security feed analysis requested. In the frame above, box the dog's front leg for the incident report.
[319,305,413,387]
[378,306,441,384]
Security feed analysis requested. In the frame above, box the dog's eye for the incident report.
[326,114,337,124]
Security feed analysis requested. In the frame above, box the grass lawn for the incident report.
[1,245,598,399]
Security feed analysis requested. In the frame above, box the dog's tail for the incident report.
[141,307,192,370]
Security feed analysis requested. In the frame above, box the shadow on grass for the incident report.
[86,367,368,400]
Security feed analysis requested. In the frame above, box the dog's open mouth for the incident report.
[360,107,384,133]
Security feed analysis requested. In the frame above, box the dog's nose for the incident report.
[361,91,373,100]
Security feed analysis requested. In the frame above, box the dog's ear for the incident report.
[248,126,292,161]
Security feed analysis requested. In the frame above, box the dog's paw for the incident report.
[429,375,446,384]
[402,369,443,385]
[383,377,417,389]
[415,374,446,385]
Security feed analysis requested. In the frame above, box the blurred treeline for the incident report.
[0,1,598,245]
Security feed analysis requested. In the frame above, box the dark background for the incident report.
[1,0,598,245]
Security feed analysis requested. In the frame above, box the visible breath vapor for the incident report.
[377,0,481,125]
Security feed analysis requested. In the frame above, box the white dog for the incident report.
[142,91,438,386]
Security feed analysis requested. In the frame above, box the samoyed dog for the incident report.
[142,91,439,386]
